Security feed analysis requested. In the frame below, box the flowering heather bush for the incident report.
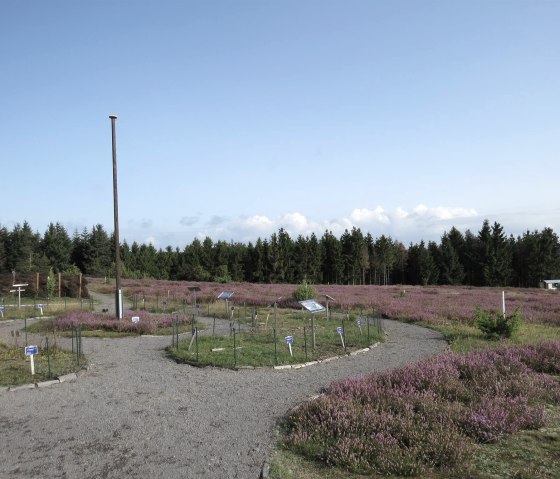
[86,278,560,328]
[284,341,560,476]
[54,311,189,335]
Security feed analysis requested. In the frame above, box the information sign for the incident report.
[337,326,345,348]
[218,291,234,300]
[299,300,325,313]
[25,345,38,375]
[285,335,294,356]
[131,316,140,323]
[25,345,38,356]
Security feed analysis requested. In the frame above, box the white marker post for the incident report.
[337,326,345,348]
[37,304,44,316]
[502,291,506,318]
[25,345,38,375]
[285,335,294,356]
[357,319,362,335]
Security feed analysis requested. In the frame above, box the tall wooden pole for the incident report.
[110,114,123,319]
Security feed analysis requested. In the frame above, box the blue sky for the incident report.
[1,1,559,248]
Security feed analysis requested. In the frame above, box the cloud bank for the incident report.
[121,204,560,249]
[140,203,482,247]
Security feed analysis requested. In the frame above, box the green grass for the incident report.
[466,405,560,479]
[0,341,84,386]
[421,320,560,354]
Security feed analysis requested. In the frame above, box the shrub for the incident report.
[292,280,317,302]
[475,307,521,339]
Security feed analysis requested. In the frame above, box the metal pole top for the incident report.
[109,114,117,119]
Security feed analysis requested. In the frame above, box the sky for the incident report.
[1,0,559,248]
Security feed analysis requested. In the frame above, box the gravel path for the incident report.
[0,298,448,479]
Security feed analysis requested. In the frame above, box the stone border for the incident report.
[272,343,379,370]
[171,343,380,371]
[1,364,89,394]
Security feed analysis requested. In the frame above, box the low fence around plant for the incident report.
[1,326,85,386]
[170,313,384,368]
[0,297,94,320]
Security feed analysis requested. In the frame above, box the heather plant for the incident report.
[50,311,189,335]
[475,307,521,339]
[283,341,560,476]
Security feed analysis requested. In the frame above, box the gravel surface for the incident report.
[0,296,448,479]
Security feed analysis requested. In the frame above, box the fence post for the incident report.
[304,326,308,362]
[342,316,346,353]
[195,327,199,363]
[233,329,237,368]
[46,336,52,379]
[273,328,278,365]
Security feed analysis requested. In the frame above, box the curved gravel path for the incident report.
[0,300,448,479]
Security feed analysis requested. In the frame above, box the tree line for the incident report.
[0,220,559,288]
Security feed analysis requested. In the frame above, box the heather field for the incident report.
[278,341,560,478]
[88,277,560,328]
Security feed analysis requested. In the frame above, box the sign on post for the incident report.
[25,345,39,375]
[299,299,326,350]
[285,335,294,356]
[131,316,140,323]
[337,326,345,348]
[357,319,362,334]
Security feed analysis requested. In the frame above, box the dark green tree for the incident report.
[320,230,342,284]
[41,222,72,272]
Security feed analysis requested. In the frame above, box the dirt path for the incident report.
[0,296,448,478]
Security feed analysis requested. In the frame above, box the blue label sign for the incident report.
[337,326,343,334]
[25,345,38,356]
[285,335,294,345]
[357,319,362,327]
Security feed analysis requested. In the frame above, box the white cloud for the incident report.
[144,235,157,246]
[280,212,308,230]
[240,215,274,231]
[349,206,390,224]
[412,204,478,220]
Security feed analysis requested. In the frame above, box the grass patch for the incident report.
[422,320,560,354]
[0,341,84,386]
[168,316,383,368]
[467,405,560,479]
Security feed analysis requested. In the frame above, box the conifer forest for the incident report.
[0,220,558,288]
